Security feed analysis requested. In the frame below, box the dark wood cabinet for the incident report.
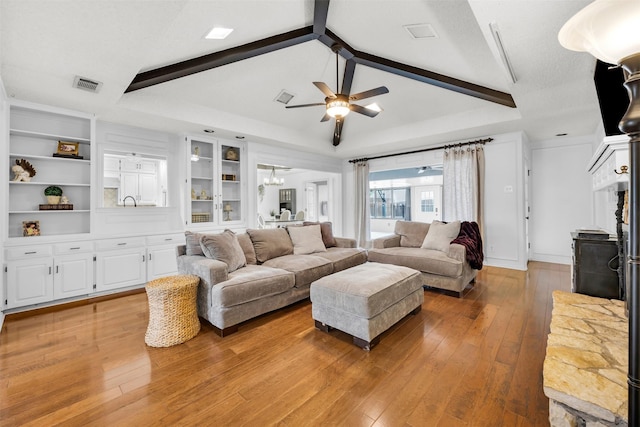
[279,188,296,213]
[571,232,622,300]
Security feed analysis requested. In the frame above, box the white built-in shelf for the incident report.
[9,153,90,163]
[223,198,241,202]
[191,176,213,180]
[222,180,240,184]
[9,210,90,214]
[10,128,91,144]
[191,156,213,162]
[222,159,240,164]
[191,199,214,202]
[9,181,90,187]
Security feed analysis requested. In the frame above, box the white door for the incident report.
[7,258,54,308]
[413,185,442,223]
[138,173,158,204]
[96,249,146,291]
[147,246,179,280]
[53,253,94,299]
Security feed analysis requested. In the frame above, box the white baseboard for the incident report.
[530,253,571,265]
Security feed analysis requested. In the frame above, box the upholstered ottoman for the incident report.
[310,262,424,350]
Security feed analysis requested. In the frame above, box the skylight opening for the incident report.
[205,27,234,40]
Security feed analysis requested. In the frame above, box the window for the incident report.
[369,187,409,219]
[421,190,434,213]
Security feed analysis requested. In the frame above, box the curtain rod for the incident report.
[348,137,493,164]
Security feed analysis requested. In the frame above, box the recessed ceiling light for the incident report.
[235,136,245,139]
[203,129,215,133]
[365,103,382,112]
[205,27,233,40]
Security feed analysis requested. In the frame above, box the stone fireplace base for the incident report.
[543,291,628,426]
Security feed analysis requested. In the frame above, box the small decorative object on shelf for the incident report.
[12,159,36,182]
[191,212,210,223]
[44,185,63,204]
[225,147,238,161]
[223,204,233,221]
[39,204,73,210]
[191,188,196,200]
[54,141,83,159]
[222,174,236,181]
[200,189,207,199]
[22,220,40,236]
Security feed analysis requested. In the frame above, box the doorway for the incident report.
[305,180,329,222]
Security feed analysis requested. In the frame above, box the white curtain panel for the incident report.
[443,145,485,233]
[354,161,371,248]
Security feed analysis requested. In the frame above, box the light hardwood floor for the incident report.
[0,261,570,426]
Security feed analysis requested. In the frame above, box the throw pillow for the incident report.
[185,231,204,256]
[287,224,327,255]
[421,220,461,252]
[236,233,257,265]
[303,221,337,248]
[247,228,294,263]
[199,230,247,272]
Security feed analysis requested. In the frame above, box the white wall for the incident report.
[0,74,6,329]
[529,136,595,264]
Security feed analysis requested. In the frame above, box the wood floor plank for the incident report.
[0,262,571,426]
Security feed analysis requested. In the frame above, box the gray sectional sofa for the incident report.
[176,224,367,336]
[368,220,479,297]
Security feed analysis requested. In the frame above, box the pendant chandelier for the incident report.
[264,167,284,186]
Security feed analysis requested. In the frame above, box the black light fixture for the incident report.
[559,1,640,423]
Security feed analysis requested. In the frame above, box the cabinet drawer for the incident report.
[146,233,185,246]
[53,241,94,255]
[5,245,53,260]
[95,237,145,251]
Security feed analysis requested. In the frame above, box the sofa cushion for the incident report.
[237,233,257,265]
[210,265,295,308]
[394,221,430,248]
[247,228,294,263]
[288,224,327,255]
[200,230,247,272]
[185,231,204,256]
[263,254,333,288]
[313,247,367,273]
[303,221,337,248]
[421,220,461,252]
[368,247,463,277]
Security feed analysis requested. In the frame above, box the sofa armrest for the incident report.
[177,255,229,288]
[334,237,356,248]
[448,243,467,263]
[372,234,401,249]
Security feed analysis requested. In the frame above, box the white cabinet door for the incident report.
[138,160,157,174]
[147,245,179,281]
[138,173,158,204]
[119,172,138,203]
[95,248,146,292]
[53,253,94,299]
[7,258,54,308]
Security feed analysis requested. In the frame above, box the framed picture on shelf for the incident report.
[22,220,40,237]
[56,141,79,156]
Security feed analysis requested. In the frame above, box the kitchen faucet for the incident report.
[123,195,137,207]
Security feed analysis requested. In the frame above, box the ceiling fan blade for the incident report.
[313,81,336,98]
[349,86,389,101]
[320,112,330,122]
[285,103,326,109]
[333,119,344,146]
[350,104,379,118]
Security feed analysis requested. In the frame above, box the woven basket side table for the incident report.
[145,274,201,347]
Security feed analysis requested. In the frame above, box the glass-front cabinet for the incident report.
[186,136,245,227]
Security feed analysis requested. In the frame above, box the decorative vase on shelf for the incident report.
[44,185,63,205]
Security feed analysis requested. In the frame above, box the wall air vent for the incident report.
[274,90,295,105]
[73,76,103,93]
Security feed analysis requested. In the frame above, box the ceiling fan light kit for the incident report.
[326,96,350,118]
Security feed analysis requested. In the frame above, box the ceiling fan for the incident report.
[285,44,389,146]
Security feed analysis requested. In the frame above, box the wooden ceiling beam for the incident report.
[125,27,317,93]
[354,51,517,108]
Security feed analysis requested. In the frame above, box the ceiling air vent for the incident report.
[73,76,103,93]
[274,90,295,105]
[404,23,438,39]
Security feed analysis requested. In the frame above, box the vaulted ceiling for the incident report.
[1,0,601,158]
